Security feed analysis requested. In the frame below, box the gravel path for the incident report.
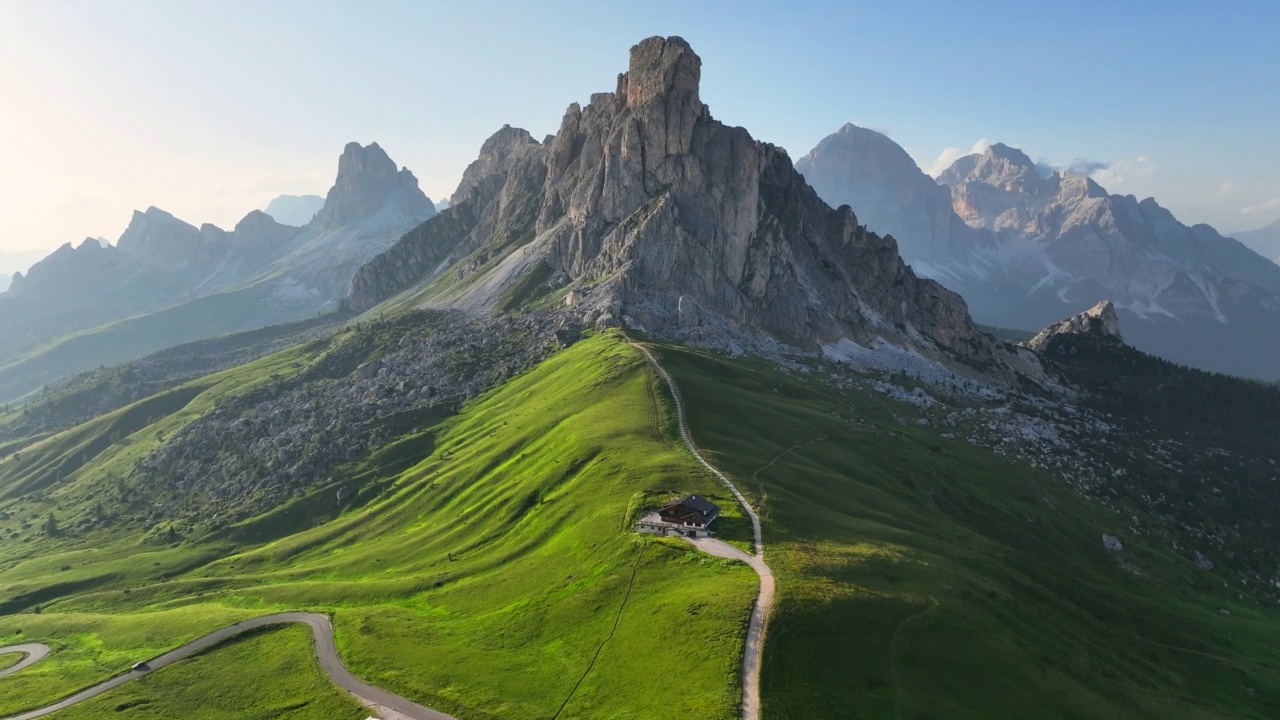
[0,613,454,720]
[632,342,775,720]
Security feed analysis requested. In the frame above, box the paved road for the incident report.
[0,644,50,681]
[0,613,455,720]
[633,342,775,720]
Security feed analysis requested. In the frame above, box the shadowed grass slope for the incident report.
[654,342,1280,720]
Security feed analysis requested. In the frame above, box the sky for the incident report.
[1,0,1278,272]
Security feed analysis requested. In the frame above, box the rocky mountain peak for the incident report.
[958,142,1044,193]
[115,206,201,260]
[620,36,702,112]
[350,35,1022,380]
[795,122,983,262]
[1027,300,1122,351]
[1057,172,1108,201]
[313,142,434,229]
[602,36,709,177]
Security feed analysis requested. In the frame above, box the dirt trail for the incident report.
[632,342,775,720]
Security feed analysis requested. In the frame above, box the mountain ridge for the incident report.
[0,142,436,402]
[796,123,1280,379]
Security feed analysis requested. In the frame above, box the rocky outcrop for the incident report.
[1027,300,1122,351]
[350,37,1008,375]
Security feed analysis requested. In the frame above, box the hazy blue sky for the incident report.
[1,0,1277,266]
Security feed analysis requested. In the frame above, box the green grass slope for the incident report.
[0,333,756,719]
[654,343,1280,720]
[53,625,367,720]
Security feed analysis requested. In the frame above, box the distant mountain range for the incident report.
[0,142,435,401]
[0,273,9,293]
[1232,218,1280,263]
[796,123,1280,380]
[264,194,325,226]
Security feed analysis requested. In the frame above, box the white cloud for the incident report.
[1213,181,1240,200]
[1089,156,1157,188]
[927,138,991,177]
[1241,197,1280,215]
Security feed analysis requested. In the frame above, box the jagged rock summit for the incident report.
[313,142,433,230]
[350,36,1024,378]
[1027,300,1122,351]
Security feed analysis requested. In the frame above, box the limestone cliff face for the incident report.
[348,37,1004,369]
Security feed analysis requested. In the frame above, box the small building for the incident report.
[636,494,720,538]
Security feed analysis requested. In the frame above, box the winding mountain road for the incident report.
[0,644,50,681]
[0,613,455,720]
[632,342,775,720]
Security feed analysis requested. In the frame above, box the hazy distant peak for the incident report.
[75,236,111,252]
[1230,217,1280,262]
[116,205,200,259]
[263,194,324,227]
[313,142,434,229]
[809,123,904,156]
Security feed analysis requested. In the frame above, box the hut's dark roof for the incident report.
[662,494,719,516]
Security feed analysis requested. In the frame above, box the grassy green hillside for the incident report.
[654,342,1280,719]
[54,625,367,720]
[0,333,755,719]
[3,327,1278,719]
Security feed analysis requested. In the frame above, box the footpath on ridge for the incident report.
[0,613,455,720]
[631,342,775,720]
